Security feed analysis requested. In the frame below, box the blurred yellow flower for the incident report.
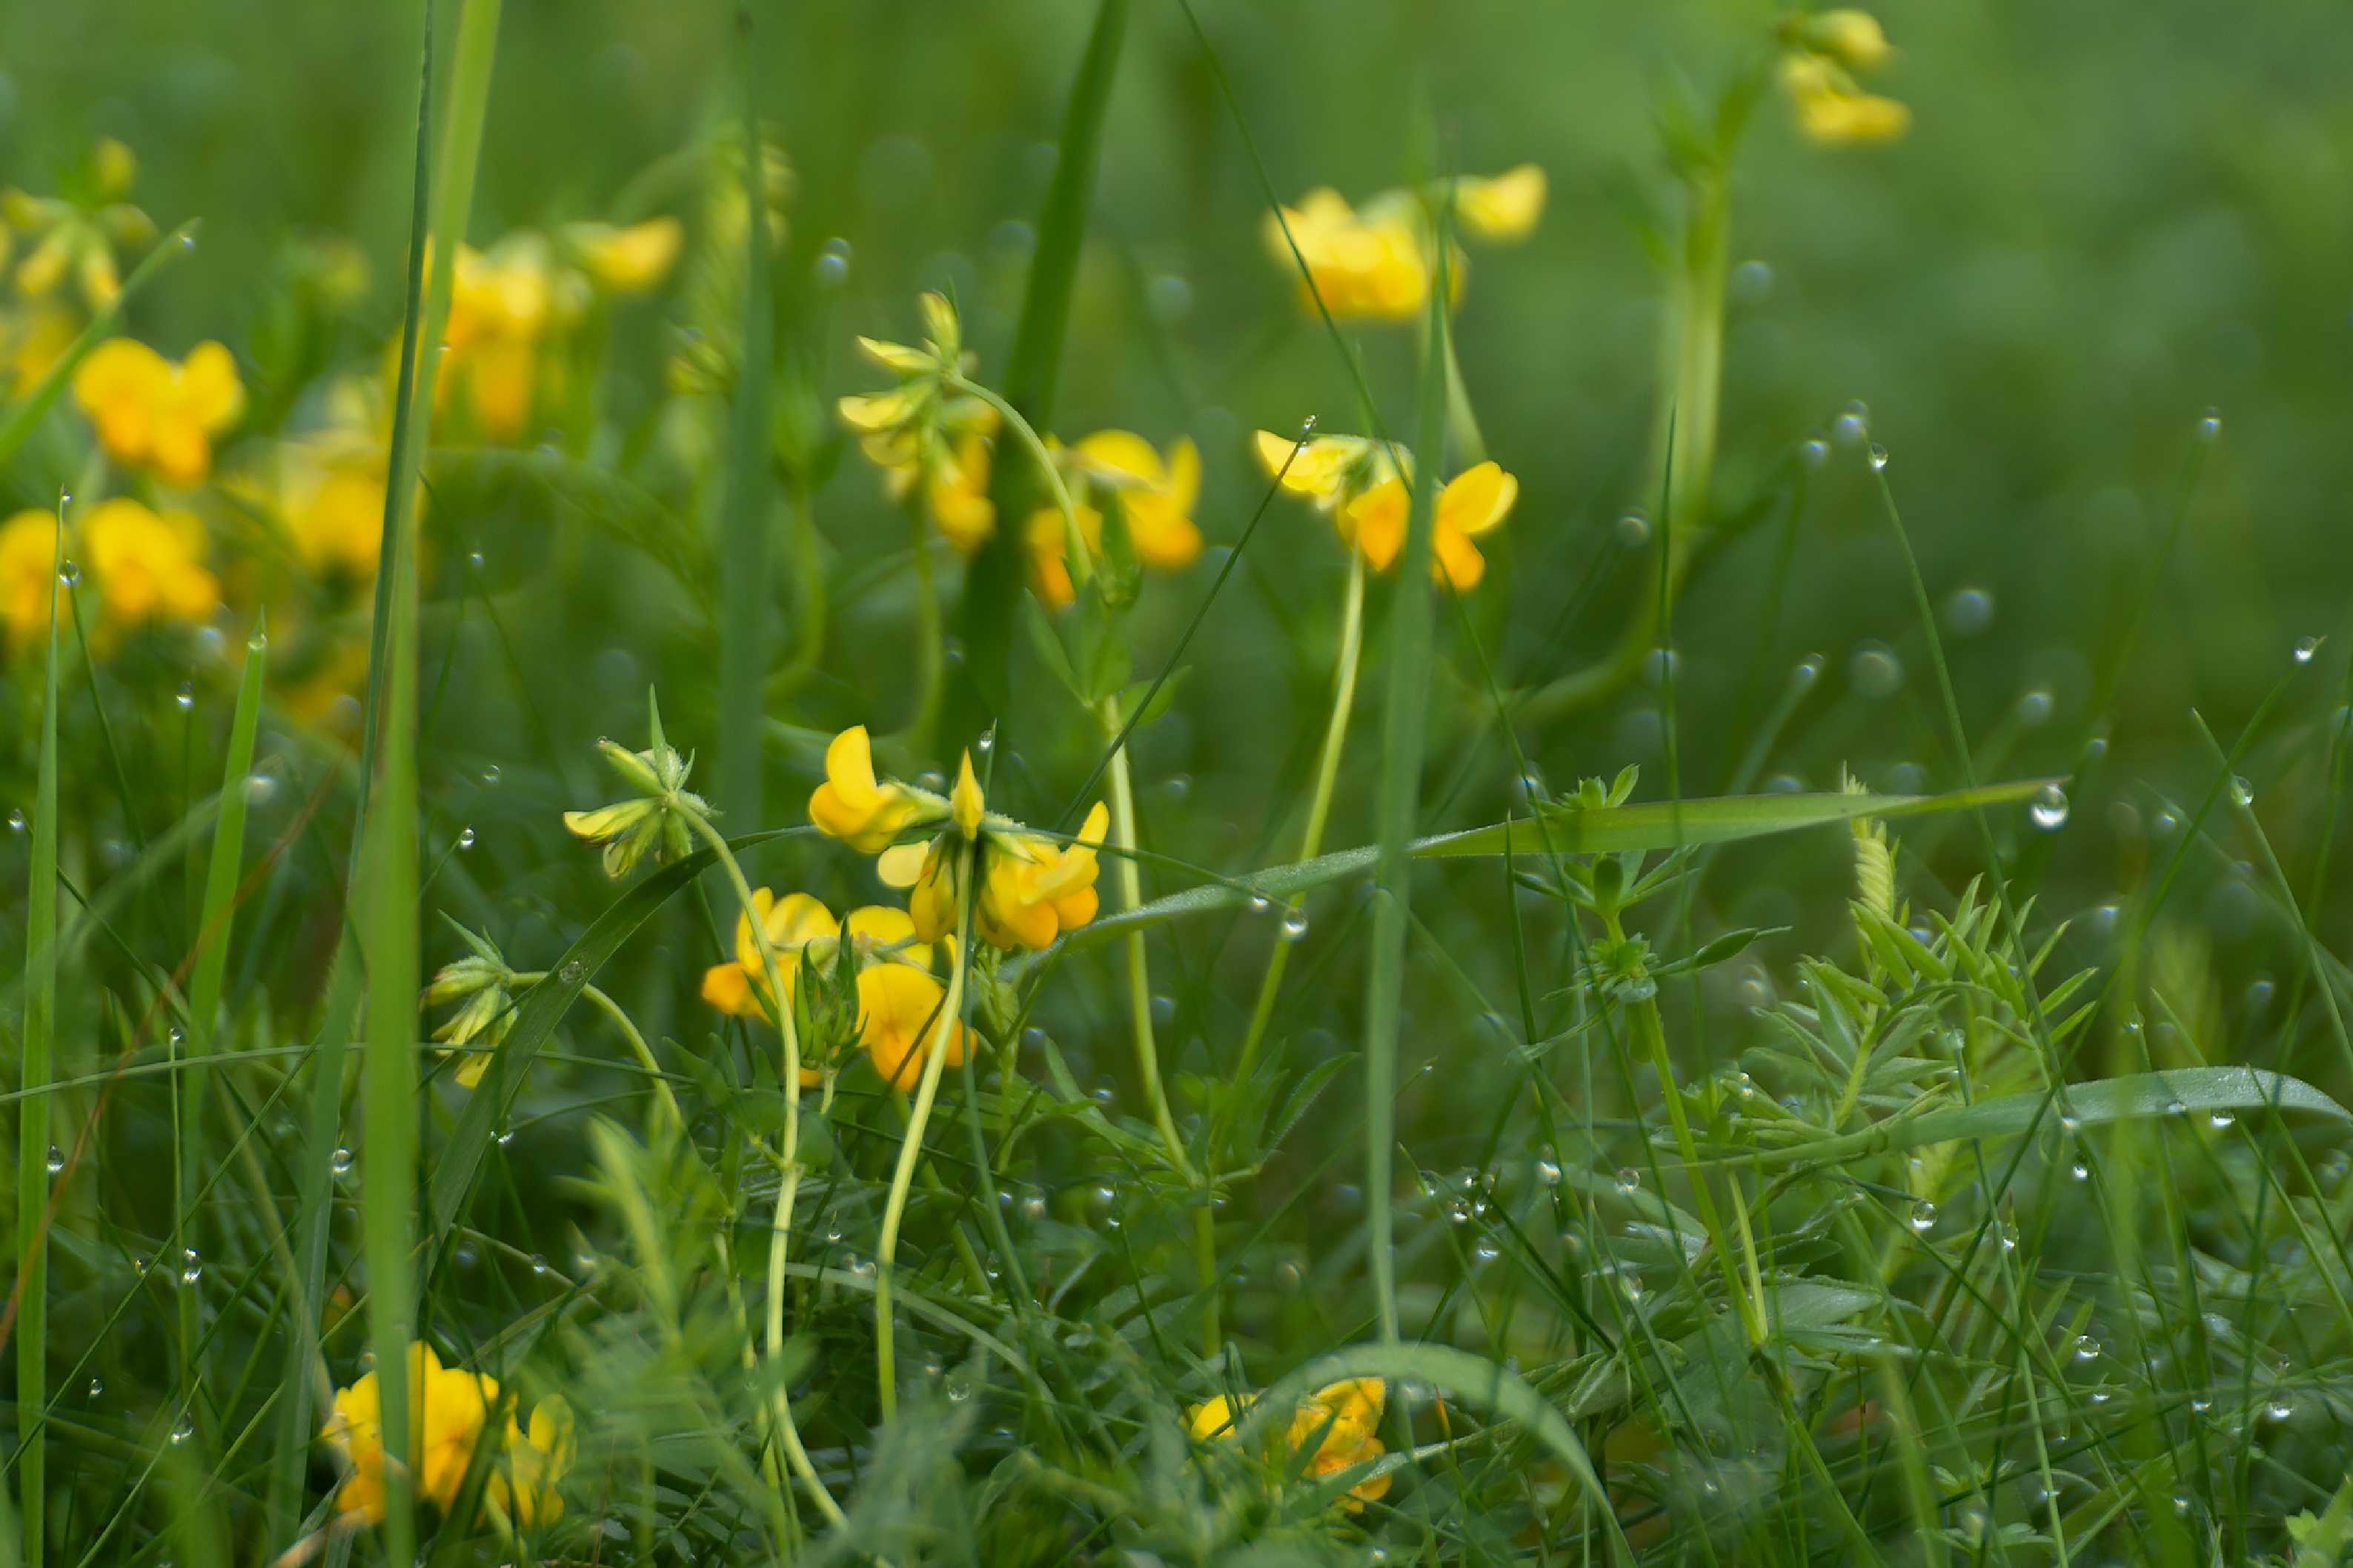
[322,1342,571,1527]
[1,302,78,393]
[80,499,221,642]
[1025,431,1204,607]
[565,216,684,293]
[1252,428,1410,514]
[0,509,61,650]
[72,339,245,485]
[1265,166,1544,320]
[1781,12,1908,146]
[1341,460,1517,591]
[1184,1376,1393,1512]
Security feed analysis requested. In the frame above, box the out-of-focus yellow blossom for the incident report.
[1341,460,1517,592]
[1780,12,1908,145]
[837,293,1006,550]
[1024,431,1204,608]
[1451,164,1548,242]
[811,728,1109,954]
[1253,428,1410,514]
[80,499,221,643]
[0,509,62,650]
[322,1342,570,1527]
[1,303,79,393]
[266,380,392,580]
[1265,165,1544,320]
[699,891,971,1092]
[1185,1377,1393,1512]
[4,138,156,313]
[562,216,683,294]
[424,923,522,1090]
[72,338,245,485]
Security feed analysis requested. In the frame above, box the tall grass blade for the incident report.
[11,503,64,1568]
[957,0,1130,718]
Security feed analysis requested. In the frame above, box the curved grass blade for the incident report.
[1750,1067,2350,1171]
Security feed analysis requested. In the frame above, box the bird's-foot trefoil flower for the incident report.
[423,920,524,1089]
[72,337,245,485]
[809,728,1109,953]
[322,1342,571,1527]
[78,499,222,645]
[1779,10,1908,144]
[837,291,1004,550]
[1024,430,1204,608]
[1258,431,1517,591]
[1264,165,1545,320]
[562,696,712,877]
[1186,1376,1395,1512]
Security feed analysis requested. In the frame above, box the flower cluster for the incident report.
[322,1341,571,1527]
[73,337,245,485]
[1187,1377,1393,1512]
[561,717,712,878]
[1,138,156,392]
[423,922,523,1089]
[0,500,221,653]
[1265,165,1544,322]
[836,291,1004,552]
[699,892,972,1092]
[437,219,683,442]
[1779,9,1909,145]
[1257,430,1518,591]
[810,726,1108,953]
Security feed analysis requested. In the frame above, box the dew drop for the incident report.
[2266,1397,2294,1422]
[2229,775,2254,807]
[1613,511,1651,549]
[87,1375,103,1400]
[2028,784,2070,831]
[1908,1200,1937,1234]
[1942,586,1994,637]
[2070,1162,2089,1183]
[243,771,278,805]
[331,1146,354,1177]
[2190,1396,2213,1415]
[1832,410,1868,447]
[58,559,81,586]
[175,682,195,711]
[1848,642,1904,700]
[1149,993,1175,1027]
[2072,1335,2102,1363]
[457,826,477,851]
[973,731,995,755]
[2172,1493,2192,1518]
[1019,1190,1046,1223]
[1533,1150,1562,1186]
[2294,637,2321,666]
[180,1247,202,1285]
[7,808,24,832]
[2015,688,2054,727]
[1613,1166,1640,1195]
[45,1144,64,1175]
[530,1253,548,1277]
[1246,894,1271,916]
[497,1124,516,1147]
[1280,908,1310,943]
[170,1412,196,1444]
[2208,1110,2235,1130]
[480,763,501,786]
[2196,406,2221,441]
[1867,442,1890,471]
[1799,436,1830,468]
[2165,1098,2187,1118]
[560,959,587,985]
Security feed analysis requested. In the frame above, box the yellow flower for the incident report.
[1024,431,1204,608]
[561,710,710,877]
[1264,188,1430,321]
[80,499,221,642]
[565,217,683,293]
[700,891,969,1092]
[424,923,522,1090]
[0,509,62,650]
[1,302,79,393]
[487,1395,574,1528]
[1781,16,1909,146]
[838,292,1005,549]
[322,1342,494,1524]
[1452,164,1547,242]
[71,338,245,485]
[807,725,925,853]
[1186,1377,1393,1512]
[1300,456,1516,592]
[1252,428,1410,514]
[814,727,1109,954]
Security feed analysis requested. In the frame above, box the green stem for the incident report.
[1095,699,1190,1177]
[578,982,684,1133]
[903,499,943,755]
[1234,551,1364,1086]
[680,814,843,1529]
[951,376,1090,583]
[875,840,976,1419]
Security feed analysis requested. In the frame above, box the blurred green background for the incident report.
[6,0,2350,1195]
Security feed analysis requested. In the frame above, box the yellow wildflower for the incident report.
[80,499,221,642]
[0,509,61,650]
[1341,460,1517,591]
[1451,163,1548,242]
[1,302,78,393]
[424,922,521,1090]
[1025,431,1204,608]
[837,291,1005,550]
[561,710,710,877]
[699,891,969,1092]
[1265,188,1431,321]
[274,380,392,579]
[564,216,684,293]
[1185,1376,1393,1512]
[71,339,245,485]
[1252,428,1410,513]
[812,728,1109,954]
[1780,12,1909,146]
[322,1342,571,1527]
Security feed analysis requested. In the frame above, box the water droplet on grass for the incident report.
[1848,642,1903,699]
[180,1248,202,1284]
[1280,908,1310,942]
[1867,442,1889,471]
[175,682,195,711]
[2073,1335,2101,1363]
[1908,1200,1937,1233]
[2294,636,2321,665]
[331,1147,353,1177]
[2196,407,2222,440]
[2208,1110,2235,1130]
[170,1412,195,1444]
[2029,785,2069,831]
[457,826,476,850]
[2230,775,2254,807]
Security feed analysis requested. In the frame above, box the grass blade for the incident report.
[716,39,772,827]
[12,502,63,1568]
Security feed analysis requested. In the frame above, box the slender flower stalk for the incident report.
[873,838,975,1419]
[677,813,844,1529]
[1234,551,1364,1086]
